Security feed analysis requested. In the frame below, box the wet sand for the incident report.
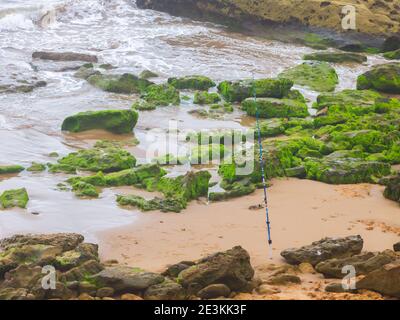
[98,178,400,273]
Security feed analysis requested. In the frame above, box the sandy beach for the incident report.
[98,178,400,273]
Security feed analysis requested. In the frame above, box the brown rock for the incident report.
[121,293,143,300]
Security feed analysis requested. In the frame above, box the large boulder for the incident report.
[357,261,400,298]
[218,78,293,102]
[61,109,138,134]
[242,97,309,119]
[177,246,254,293]
[357,63,400,93]
[315,250,397,278]
[32,51,98,63]
[91,266,164,293]
[278,61,338,92]
[281,235,364,266]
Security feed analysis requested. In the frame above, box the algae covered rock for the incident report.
[92,266,164,292]
[279,61,338,92]
[218,78,293,102]
[55,142,136,173]
[209,180,256,201]
[304,153,391,184]
[357,63,400,93]
[62,109,138,134]
[315,90,382,110]
[242,97,309,119]
[0,188,29,209]
[303,52,367,64]
[0,165,24,175]
[139,70,159,79]
[27,162,46,172]
[71,181,99,198]
[383,49,400,60]
[193,91,221,105]
[88,73,153,94]
[281,235,364,266]
[133,83,180,110]
[168,75,215,90]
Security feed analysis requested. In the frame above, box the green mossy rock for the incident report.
[157,170,211,202]
[74,65,100,80]
[304,153,391,184]
[190,144,226,164]
[56,142,136,173]
[218,78,293,102]
[383,49,400,60]
[116,170,211,213]
[383,174,400,204]
[27,162,46,172]
[193,91,221,105]
[284,89,306,103]
[330,130,386,153]
[116,195,184,213]
[141,83,181,106]
[243,98,309,119]
[315,90,382,110]
[168,75,215,90]
[278,62,339,92]
[0,165,24,175]
[62,109,138,134]
[357,63,400,93]
[71,182,99,198]
[258,119,286,137]
[303,52,367,64]
[0,188,29,209]
[139,70,159,79]
[87,73,153,94]
[209,180,256,201]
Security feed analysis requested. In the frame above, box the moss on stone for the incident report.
[168,75,215,90]
[278,62,338,92]
[303,52,367,64]
[62,109,138,134]
[27,162,46,172]
[88,73,153,94]
[71,181,99,198]
[193,91,221,105]
[218,78,293,102]
[0,165,24,175]
[56,142,136,173]
[141,83,181,106]
[357,63,400,93]
[315,90,382,110]
[139,70,159,79]
[0,188,29,209]
[383,49,400,60]
[243,98,309,118]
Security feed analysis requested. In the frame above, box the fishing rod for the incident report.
[252,77,273,257]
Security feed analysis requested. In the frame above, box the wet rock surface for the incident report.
[281,235,364,266]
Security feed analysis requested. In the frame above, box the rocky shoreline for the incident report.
[0,233,398,300]
[137,0,400,48]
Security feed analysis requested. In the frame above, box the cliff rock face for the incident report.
[137,0,400,36]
